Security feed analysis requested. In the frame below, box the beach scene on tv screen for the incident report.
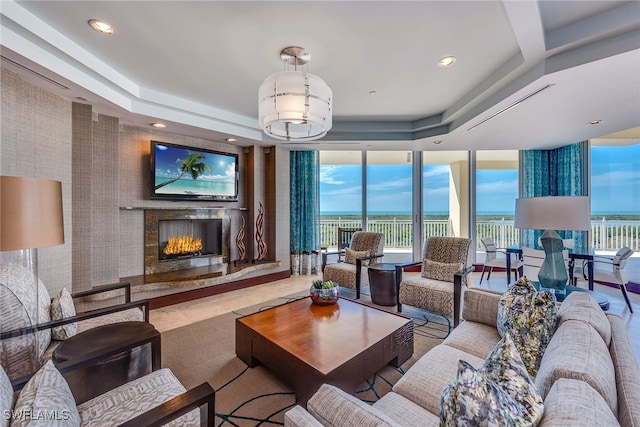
[154,144,236,196]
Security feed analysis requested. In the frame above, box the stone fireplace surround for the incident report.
[144,208,230,275]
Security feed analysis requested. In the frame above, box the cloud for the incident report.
[319,166,345,185]
[423,186,449,196]
[423,165,450,178]
[591,170,640,187]
[476,180,518,193]
[368,177,412,191]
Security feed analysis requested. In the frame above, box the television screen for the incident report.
[150,141,239,201]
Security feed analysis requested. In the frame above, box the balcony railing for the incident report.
[319,217,640,252]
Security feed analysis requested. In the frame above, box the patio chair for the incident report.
[396,236,472,327]
[573,247,634,313]
[322,231,384,299]
[479,237,523,284]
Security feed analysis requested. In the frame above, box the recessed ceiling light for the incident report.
[588,120,603,125]
[88,19,115,35]
[369,90,377,96]
[437,56,456,67]
[151,122,166,128]
[433,140,443,145]
[225,138,237,143]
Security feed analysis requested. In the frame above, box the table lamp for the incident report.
[514,196,591,294]
[1,176,64,372]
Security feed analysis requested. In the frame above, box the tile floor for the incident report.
[150,270,640,364]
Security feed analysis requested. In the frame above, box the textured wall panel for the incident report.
[0,68,72,295]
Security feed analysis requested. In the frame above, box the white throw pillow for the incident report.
[11,360,80,426]
[50,288,77,341]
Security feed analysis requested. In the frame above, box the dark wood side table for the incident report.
[53,321,161,404]
[367,263,398,306]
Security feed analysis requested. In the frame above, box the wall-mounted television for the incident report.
[150,141,239,201]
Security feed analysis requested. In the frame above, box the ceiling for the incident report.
[1,0,639,151]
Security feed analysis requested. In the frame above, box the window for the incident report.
[319,151,363,250]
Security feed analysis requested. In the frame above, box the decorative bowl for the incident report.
[310,280,340,305]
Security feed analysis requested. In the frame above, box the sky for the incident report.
[319,144,640,215]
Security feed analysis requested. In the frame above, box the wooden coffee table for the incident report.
[236,297,414,404]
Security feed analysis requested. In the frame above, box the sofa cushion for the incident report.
[0,365,13,427]
[607,313,640,427]
[393,344,484,415]
[421,259,460,283]
[345,248,370,266]
[440,360,526,426]
[50,288,77,341]
[481,335,544,424]
[557,291,611,345]
[12,360,80,427]
[443,320,501,359]
[373,392,440,427]
[497,277,558,376]
[307,384,399,427]
[440,335,544,426]
[0,262,52,380]
[461,287,504,328]
[539,378,620,427]
[77,368,199,427]
[535,319,617,415]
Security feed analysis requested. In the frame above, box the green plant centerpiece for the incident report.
[310,279,340,305]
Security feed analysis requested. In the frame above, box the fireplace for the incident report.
[144,209,229,275]
[158,219,222,261]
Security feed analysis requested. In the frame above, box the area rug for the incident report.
[161,288,451,426]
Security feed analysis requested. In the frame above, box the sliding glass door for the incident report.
[319,151,363,251]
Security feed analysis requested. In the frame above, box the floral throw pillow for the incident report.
[421,258,460,283]
[440,335,544,426]
[497,277,558,376]
[345,248,370,266]
[50,288,78,340]
[440,360,523,426]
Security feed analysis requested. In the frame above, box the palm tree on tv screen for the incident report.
[154,151,212,190]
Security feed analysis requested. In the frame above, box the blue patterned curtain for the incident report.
[521,142,588,252]
[290,150,321,275]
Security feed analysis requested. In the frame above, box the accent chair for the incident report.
[321,231,384,299]
[396,236,472,327]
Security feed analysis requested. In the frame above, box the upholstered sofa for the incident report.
[284,287,640,426]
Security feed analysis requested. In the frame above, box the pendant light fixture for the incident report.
[258,47,332,141]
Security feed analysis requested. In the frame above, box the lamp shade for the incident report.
[0,176,64,251]
[514,196,591,231]
[258,70,332,141]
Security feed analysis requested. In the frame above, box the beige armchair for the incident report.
[0,262,149,382]
[396,236,472,327]
[321,231,384,299]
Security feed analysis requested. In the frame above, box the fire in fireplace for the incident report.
[158,219,222,261]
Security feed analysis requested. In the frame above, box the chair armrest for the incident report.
[119,382,216,427]
[71,281,132,303]
[321,250,346,273]
[356,253,384,264]
[0,300,150,340]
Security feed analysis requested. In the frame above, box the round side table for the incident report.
[367,263,398,306]
[53,321,160,404]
